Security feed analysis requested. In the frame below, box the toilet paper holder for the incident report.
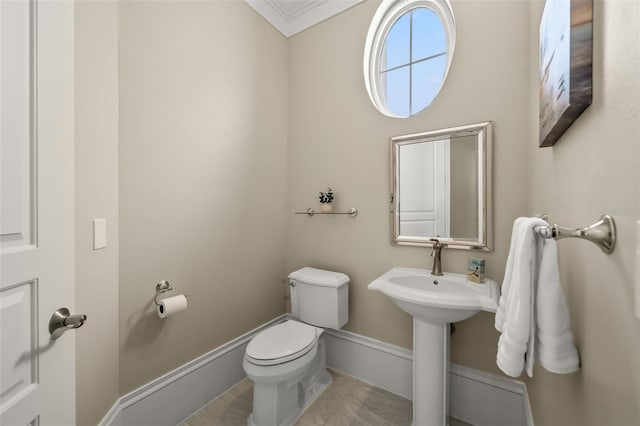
[154,280,188,306]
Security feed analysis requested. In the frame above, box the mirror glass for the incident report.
[390,122,492,250]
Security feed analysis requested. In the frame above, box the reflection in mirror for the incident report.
[391,122,492,251]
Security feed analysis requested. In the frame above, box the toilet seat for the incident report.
[246,320,317,366]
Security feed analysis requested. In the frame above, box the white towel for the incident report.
[495,217,542,377]
[535,240,580,374]
[495,217,579,377]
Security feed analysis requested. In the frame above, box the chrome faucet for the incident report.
[429,238,446,276]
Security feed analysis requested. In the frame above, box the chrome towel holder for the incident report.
[294,207,358,217]
[534,214,616,254]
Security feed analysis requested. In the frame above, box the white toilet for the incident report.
[243,267,349,426]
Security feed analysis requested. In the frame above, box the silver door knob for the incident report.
[49,307,87,340]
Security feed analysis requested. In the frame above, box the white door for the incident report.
[1,1,77,425]
[398,139,450,238]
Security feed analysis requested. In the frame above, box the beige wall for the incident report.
[525,0,640,424]
[117,1,289,393]
[286,0,530,355]
[74,1,120,425]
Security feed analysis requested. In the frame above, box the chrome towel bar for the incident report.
[534,214,616,254]
[294,208,358,217]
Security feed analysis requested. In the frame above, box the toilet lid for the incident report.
[246,320,317,366]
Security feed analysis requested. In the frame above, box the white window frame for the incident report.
[363,0,456,118]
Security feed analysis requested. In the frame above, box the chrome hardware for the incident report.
[154,280,173,306]
[429,238,446,276]
[534,214,616,254]
[49,307,87,340]
[153,280,189,307]
[294,207,358,217]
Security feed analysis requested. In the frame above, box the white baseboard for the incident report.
[101,315,532,426]
[323,328,414,399]
[324,328,532,426]
[449,364,531,426]
[99,315,288,426]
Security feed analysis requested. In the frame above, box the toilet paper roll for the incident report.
[157,295,188,318]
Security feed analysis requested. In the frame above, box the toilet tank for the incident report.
[288,267,349,329]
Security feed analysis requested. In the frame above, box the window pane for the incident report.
[366,0,455,117]
[412,8,447,61]
[411,55,447,113]
[382,66,410,116]
[382,13,410,71]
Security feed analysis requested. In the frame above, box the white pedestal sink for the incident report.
[369,267,499,426]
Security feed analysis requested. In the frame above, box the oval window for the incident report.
[364,0,456,118]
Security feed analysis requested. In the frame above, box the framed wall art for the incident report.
[539,0,593,147]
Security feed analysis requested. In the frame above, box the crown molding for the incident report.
[245,0,364,37]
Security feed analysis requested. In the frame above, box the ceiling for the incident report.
[244,0,364,38]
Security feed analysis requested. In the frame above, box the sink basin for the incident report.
[368,267,500,425]
[368,267,499,324]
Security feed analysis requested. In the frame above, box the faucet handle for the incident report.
[429,238,439,257]
[429,238,447,253]
[430,238,446,247]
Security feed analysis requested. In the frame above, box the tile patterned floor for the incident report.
[179,368,471,426]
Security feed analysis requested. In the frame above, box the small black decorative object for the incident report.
[319,188,334,204]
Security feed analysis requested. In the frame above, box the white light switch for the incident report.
[93,218,107,250]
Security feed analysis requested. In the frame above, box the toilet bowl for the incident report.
[243,320,330,426]
[242,267,350,426]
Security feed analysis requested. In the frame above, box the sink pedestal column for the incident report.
[413,318,449,426]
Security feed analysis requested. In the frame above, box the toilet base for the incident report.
[246,337,331,426]
[247,370,331,426]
